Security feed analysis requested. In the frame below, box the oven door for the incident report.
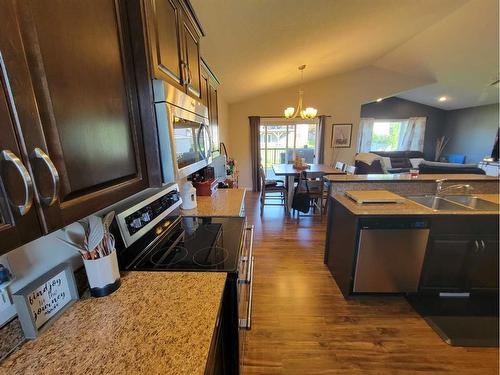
[156,102,211,180]
[238,225,255,370]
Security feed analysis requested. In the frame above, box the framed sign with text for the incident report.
[13,263,79,339]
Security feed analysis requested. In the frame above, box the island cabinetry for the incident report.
[420,216,499,293]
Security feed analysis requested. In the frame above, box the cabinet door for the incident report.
[420,239,470,291]
[200,67,210,108]
[468,239,499,290]
[2,0,149,230]
[0,57,41,254]
[146,0,186,90]
[182,15,201,98]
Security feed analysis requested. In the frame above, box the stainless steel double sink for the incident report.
[408,195,499,212]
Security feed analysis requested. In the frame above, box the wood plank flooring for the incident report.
[242,192,499,374]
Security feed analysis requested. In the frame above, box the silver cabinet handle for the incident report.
[33,148,59,206]
[0,149,33,215]
[474,240,480,253]
[239,255,255,331]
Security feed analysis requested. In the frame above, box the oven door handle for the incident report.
[241,225,254,283]
[239,255,255,330]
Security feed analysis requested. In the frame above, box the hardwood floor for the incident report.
[242,192,499,374]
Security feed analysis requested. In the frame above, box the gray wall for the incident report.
[442,103,499,163]
[360,97,446,160]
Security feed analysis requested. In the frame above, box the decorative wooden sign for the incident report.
[13,263,79,339]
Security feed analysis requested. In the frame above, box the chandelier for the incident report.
[284,65,318,119]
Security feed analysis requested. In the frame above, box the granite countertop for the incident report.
[334,193,499,216]
[1,272,227,375]
[180,188,246,216]
[325,174,499,182]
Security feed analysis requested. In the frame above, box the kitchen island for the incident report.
[325,192,499,298]
[1,272,227,375]
[325,174,499,197]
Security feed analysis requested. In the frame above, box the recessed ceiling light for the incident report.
[376,98,383,102]
[438,96,448,102]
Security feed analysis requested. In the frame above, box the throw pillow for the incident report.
[409,158,424,168]
[380,157,392,173]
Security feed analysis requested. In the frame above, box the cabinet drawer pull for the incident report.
[0,149,33,215]
[33,148,60,206]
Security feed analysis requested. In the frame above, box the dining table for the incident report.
[272,163,345,214]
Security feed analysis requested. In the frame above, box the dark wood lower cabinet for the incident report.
[205,276,240,375]
[419,239,470,291]
[419,216,499,294]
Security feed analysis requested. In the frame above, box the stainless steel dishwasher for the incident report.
[353,218,430,293]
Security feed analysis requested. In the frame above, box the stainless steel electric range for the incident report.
[109,183,254,375]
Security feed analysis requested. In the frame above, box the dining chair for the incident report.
[345,165,357,175]
[293,171,324,222]
[259,165,287,216]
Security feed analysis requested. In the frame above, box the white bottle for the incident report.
[180,181,197,210]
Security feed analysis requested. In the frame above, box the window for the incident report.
[358,117,426,153]
[259,120,319,179]
[371,120,404,151]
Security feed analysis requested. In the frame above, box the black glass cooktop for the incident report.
[120,216,245,272]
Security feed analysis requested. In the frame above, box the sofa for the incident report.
[354,151,424,174]
[418,161,486,175]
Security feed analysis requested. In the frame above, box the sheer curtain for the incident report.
[398,117,426,151]
[357,118,374,152]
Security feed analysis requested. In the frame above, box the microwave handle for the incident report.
[204,124,212,157]
[196,124,211,159]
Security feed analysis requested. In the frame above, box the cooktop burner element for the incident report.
[193,246,229,267]
[150,245,188,266]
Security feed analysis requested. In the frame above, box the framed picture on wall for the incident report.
[331,123,352,148]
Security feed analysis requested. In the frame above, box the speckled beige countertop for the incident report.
[1,272,227,375]
[334,193,499,216]
[325,174,499,182]
[180,188,246,216]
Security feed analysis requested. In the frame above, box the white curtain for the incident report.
[357,118,374,152]
[397,117,426,151]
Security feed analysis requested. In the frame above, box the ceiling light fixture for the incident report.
[284,65,318,119]
[376,98,383,102]
[438,96,448,102]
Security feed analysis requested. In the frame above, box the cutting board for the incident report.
[345,190,406,204]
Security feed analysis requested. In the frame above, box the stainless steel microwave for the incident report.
[153,80,212,182]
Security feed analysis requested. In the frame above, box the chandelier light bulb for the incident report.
[284,107,295,118]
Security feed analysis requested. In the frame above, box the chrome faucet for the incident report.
[435,179,473,196]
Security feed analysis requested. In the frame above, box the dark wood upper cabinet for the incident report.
[146,0,185,90]
[145,0,203,100]
[201,59,220,153]
[0,0,150,244]
[0,55,42,254]
[182,17,201,97]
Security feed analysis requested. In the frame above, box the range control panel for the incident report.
[124,190,180,236]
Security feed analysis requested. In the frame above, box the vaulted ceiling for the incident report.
[191,0,498,109]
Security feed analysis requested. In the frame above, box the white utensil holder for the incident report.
[83,250,121,297]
